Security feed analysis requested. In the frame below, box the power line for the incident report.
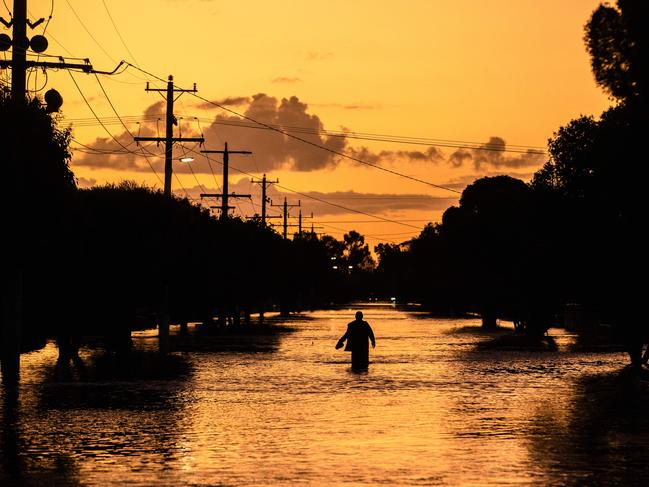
[317,222,398,245]
[275,184,422,229]
[63,1,145,82]
[66,111,547,155]
[179,143,428,230]
[70,71,164,185]
[64,0,116,63]
[122,63,462,194]
[315,219,432,223]
[101,0,141,69]
[42,0,54,34]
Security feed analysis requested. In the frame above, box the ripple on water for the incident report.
[0,306,642,486]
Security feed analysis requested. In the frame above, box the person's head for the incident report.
[355,311,363,320]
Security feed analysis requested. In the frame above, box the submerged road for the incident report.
[1,304,647,486]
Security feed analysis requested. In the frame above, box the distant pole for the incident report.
[261,174,266,224]
[222,143,230,219]
[200,143,252,220]
[283,198,288,239]
[297,208,314,237]
[251,174,279,226]
[271,198,300,240]
[164,76,174,196]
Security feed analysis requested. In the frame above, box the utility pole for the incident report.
[1,1,107,103]
[298,208,314,235]
[9,0,25,101]
[0,0,105,385]
[134,76,204,196]
[271,197,300,240]
[200,142,252,220]
[310,223,325,235]
[133,76,203,354]
[251,174,279,226]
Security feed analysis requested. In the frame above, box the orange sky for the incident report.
[8,0,611,245]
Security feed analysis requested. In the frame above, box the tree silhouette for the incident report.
[585,0,649,108]
[343,231,375,272]
[1,89,77,354]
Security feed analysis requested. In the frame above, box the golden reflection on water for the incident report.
[2,305,648,486]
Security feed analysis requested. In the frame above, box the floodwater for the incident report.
[2,304,649,486]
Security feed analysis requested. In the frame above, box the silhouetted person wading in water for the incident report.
[337,311,376,369]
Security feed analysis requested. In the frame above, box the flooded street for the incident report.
[2,304,649,486]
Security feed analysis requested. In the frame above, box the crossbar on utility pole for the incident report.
[200,142,252,220]
[134,75,204,197]
[0,1,107,104]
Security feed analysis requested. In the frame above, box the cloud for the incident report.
[448,149,472,168]
[72,94,347,174]
[286,190,457,217]
[346,145,445,166]
[271,77,302,84]
[144,101,165,118]
[440,171,537,191]
[194,94,350,172]
[76,177,97,188]
[179,181,458,218]
[448,136,545,170]
[311,102,379,110]
[194,96,250,110]
[346,138,544,172]
[70,96,543,181]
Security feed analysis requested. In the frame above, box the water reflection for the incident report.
[1,306,645,485]
[1,386,82,485]
[528,370,649,486]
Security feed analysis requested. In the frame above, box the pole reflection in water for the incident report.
[1,305,648,486]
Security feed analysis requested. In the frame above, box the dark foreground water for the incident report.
[2,304,649,486]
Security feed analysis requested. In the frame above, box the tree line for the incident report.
[374,0,648,363]
[1,0,646,363]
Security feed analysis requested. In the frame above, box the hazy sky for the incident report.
[11,0,611,244]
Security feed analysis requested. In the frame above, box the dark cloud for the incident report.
[180,181,457,218]
[194,96,250,110]
[144,101,165,118]
[448,136,545,170]
[71,97,542,180]
[346,145,444,166]
[198,94,347,172]
[271,77,302,84]
[441,171,537,191]
[449,149,472,168]
[72,94,347,173]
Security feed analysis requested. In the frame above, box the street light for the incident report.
[179,156,194,163]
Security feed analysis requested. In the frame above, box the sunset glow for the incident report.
[20,0,610,242]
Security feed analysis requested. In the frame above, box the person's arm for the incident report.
[339,325,350,343]
[367,323,376,348]
[336,325,350,348]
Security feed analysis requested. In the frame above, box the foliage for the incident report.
[585,0,649,108]
[0,90,77,352]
